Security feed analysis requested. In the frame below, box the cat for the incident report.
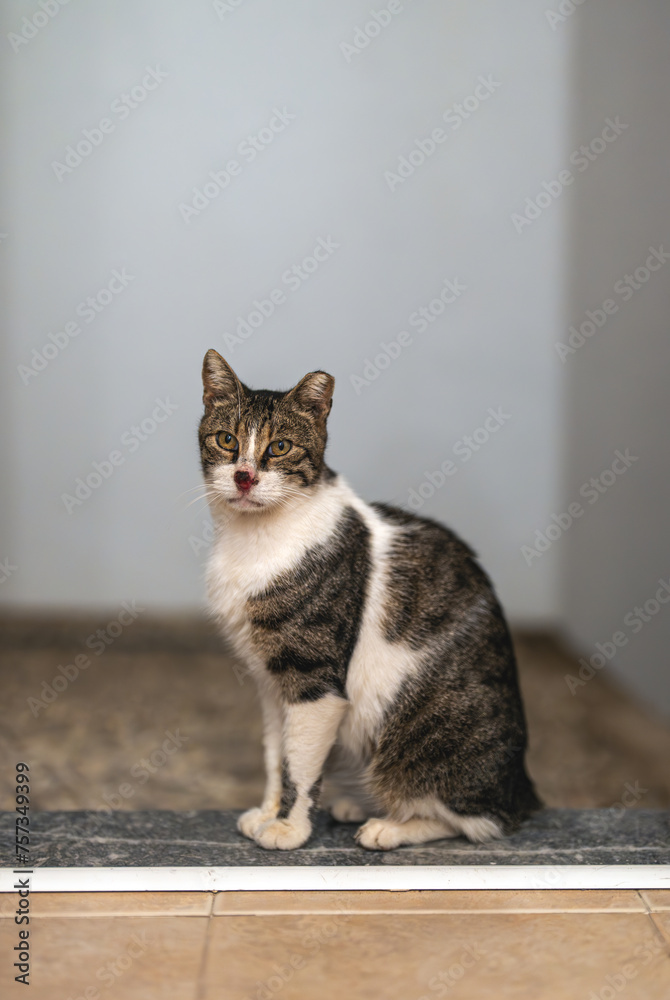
[199,349,540,851]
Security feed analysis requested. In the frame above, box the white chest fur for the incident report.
[206,483,423,752]
[206,478,352,664]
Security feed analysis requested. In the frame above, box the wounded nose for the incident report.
[234,469,255,491]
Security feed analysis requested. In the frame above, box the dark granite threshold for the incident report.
[1,809,669,869]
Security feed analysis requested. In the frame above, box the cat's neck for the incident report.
[208,470,356,549]
[206,471,360,596]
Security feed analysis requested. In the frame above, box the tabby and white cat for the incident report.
[199,349,539,850]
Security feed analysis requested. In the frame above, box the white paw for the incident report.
[237,806,277,840]
[355,817,402,851]
[254,817,311,851]
[330,797,367,822]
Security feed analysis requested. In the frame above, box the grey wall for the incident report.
[560,0,670,715]
[0,0,566,620]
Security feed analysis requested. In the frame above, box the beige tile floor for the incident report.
[1,890,669,999]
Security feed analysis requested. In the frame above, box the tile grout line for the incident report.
[194,893,215,1000]
[0,905,656,918]
[637,889,651,912]
[212,907,650,916]
[647,912,670,957]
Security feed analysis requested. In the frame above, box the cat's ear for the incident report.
[287,370,335,422]
[202,349,242,408]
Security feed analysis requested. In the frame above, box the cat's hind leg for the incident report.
[355,799,503,850]
[355,815,458,850]
[329,797,368,822]
[321,745,376,822]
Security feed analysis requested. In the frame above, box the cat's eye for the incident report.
[268,439,292,457]
[216,431,238,452]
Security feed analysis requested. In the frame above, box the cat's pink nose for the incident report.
[234,469,255,492]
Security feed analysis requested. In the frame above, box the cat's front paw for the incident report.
[254,817,311,851]
[237,806,277,840]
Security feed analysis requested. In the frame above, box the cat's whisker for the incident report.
[188,499,221,519]
[184,490,217,510]
[184,491,219,510]
[176,484,219,498]
[173,483,220,507]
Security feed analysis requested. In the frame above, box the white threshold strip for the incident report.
[1,865,669,892]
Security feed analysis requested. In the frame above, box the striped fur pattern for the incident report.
[200,350,540,850]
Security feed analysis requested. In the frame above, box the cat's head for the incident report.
[199,349,335,513]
